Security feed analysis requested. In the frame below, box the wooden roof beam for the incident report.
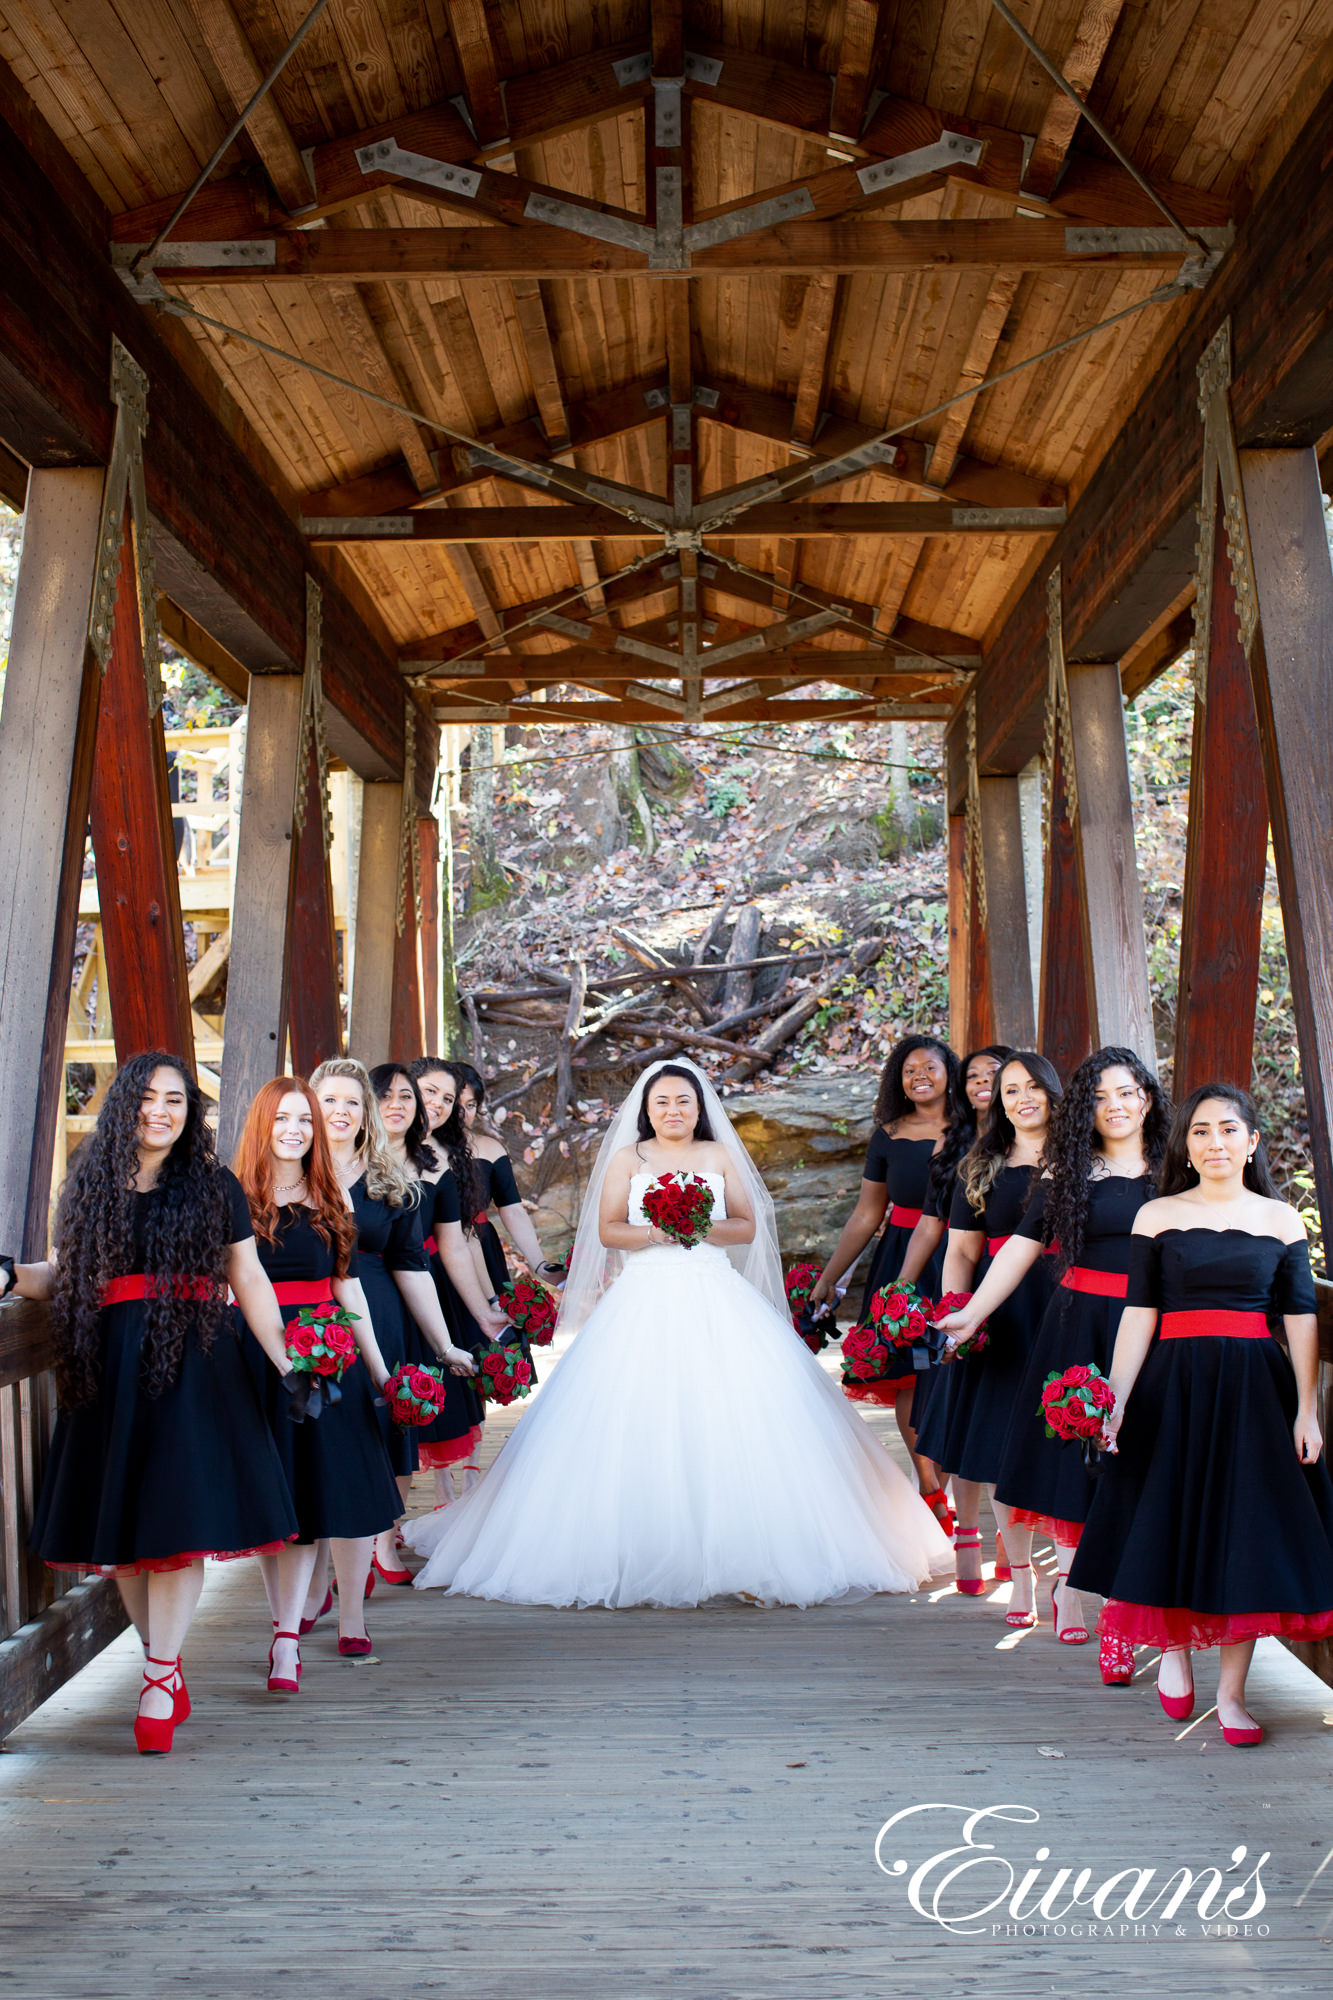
[185,0,313,213]
[430,696,953,724]
[1024,0,1128,200]
[426,656,957,687]
[442,0,509,147]
[830,0,888,145]
[303,501,1064,544]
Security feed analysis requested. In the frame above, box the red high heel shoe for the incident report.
[173,1658,191,1724]
[1004,1562,1037,1628]
[337,1631,373,1658]
[993,1529,1012,1583]
[1099,1634,1135,1686]
[1157,1653,1194,1721]
[267,1629,302,1694]
[371,1552,413,1587]
[133,1657,180,1756]
[299,1587,333,1636]
[922,1487,955,1537]
[953,1527,984,1595]
[1052,1579,1089,1645]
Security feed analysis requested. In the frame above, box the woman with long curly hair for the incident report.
[233,1077,400,1678]
[916,1053,1061,1595]
[365,1062,482,1577]
[435,1060,564,1298]
[809,1034,961,1526]
[940,1046,1168,1670]
[5,1054,297,1754]
[1069,1083,1333,1745]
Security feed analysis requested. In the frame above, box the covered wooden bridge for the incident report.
[0,0,1332,1941]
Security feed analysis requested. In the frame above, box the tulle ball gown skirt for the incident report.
[404,1243,954,1609]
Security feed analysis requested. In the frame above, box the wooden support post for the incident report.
[947,814,968,1053]
[389,857,425,1063]
[217,677,302,1158]
[1241,446,1333,1233]
[964,846,995,1052]
[1174,501,1268,1094]
[418,816,442,1056]
[347,782,401,1067]
[1038,723,1095,1079]
[1066,664,1155,1064]
[288,746,343,1078]
[978,774,1037,1047]
[88,519,195,1070]
[0,468,104,1255]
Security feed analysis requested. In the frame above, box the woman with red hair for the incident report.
[233,1078,400,1685]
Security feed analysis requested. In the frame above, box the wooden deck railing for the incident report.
[0,1279,1331,1734]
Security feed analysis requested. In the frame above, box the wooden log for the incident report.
[947,815,968,1056]
[88,519,195,1070]
[0,467,104,1257]
[347,783,401,1068]
[722,907,763,1015]
[611,928,711,1019]
[288,748,343,1077]
[550,963,589,1130]
[724,941,883,1082]
[1241,447,1333,1234]
[977,775,1036,1047]
[1038,731,1095,1079]
[1174,501,1267,1094]
[217,678,301,1159]
[187,927,232,1003]
[1067,665,1156,1064]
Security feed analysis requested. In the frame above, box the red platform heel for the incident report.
[133,1657,180,1756]
[173,1658,191,1724]
[267,1630,302,1694]
[953,1527,984,1595]
[922,1487,955,1538]
[993,1529,1012,1583]
[1099,1634,1135,1686]
[1004,1563,1037,1629]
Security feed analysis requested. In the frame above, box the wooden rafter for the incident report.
[442,0,508,146]
[829,0,885,145]
[186,0,311,213]
[303,501,1064,543]
[1024,0,1128,200]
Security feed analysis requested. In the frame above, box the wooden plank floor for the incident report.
[1,1349,1331,1998]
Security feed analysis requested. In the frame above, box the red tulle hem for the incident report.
[419,1426,483,1469]
[44,1538,295,1578]
[842,1376,911,1406]
[1010,1508,1084,1549]
[1100,1598,1333,1652]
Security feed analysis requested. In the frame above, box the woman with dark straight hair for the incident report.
[1071,1083,1333,1745]
[8,1053,297,1754]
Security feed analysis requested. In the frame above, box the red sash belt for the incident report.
[987,1235,1010,1257]
[474,1210,489,1228]
[100,1273,217,1305]
[1059,1266,1128,1299]
[1159,1309,1269,1341]
[423,1235,437,1258]
[270,1280,336,1306]
[889,1204,923,1228]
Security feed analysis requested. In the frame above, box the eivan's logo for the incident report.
[874,1804,1269,1938]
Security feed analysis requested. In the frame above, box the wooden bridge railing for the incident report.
[1,1277,1332,1734]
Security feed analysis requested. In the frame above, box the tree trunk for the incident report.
[609,726,653,852]
[465,724,508,910]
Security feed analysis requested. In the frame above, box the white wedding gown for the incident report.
[405,1172,954,1608]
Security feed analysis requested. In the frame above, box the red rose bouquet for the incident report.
[382,1362,448,1428]
[500,1275,559,1347]
[1039,1362,1115,1443]
[471,1339,534,1408]
[641,1171,715,1248]
[281,1300,360,1420]
[934,1290,989,1359]
[785,1261,834,1353]
[839,1281,936,1384]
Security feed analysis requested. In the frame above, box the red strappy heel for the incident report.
[922,1487,955,1537]
[299,1587,333,1636]
[1052,1578,1089,1645]
[267,1630,302,1694]
[173,1658,191,1724]
[1004,1563,1037,1628]
[953,1527,984,1595]
[993,1529,1012,1582]
[133,1656,180,1756]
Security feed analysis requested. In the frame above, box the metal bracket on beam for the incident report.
[466,448,553,488]
[683,51,724,87]
[653,78,684,149]
[113,239,277,270]
[612,50,653,87]
[949,506,1067,529]
[802,441,900,489]
[356,139,482,199]
[300,515,415,537]
[1065,222,1234,289]
[683,186,815,253]
[691,477,784,529]
[856,132,984,193]
[523,191,655,255]
[663,527,703,553]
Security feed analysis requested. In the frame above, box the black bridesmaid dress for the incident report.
[243,1207,401,1540]
[474,1151,522,1295]
[416,1169,486,1472]
[844,1130,942,1409]
[350,1175,429,1480]
[993,1173,1154,1546]
[915,1164,1054,1483]
[1071,1227,1333,1650]
[31,1168,298,1573]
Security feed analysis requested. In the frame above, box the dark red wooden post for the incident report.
[1174,497,1268,1094]
[964,828,995,1051]
[417,815,441,1055]
[1038,728,1095,1080]
[389,874,425,1063]
[947,814,968,1052]
[88,519,195,1068]
[288,746,342,1077]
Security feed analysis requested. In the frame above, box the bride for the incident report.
[405,1059,953,1608]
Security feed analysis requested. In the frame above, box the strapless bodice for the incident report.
[628,1170,727,1227]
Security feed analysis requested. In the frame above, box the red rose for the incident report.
[906,1309,927,1337]
[1040,1381,1062,1405]
[513,1359,532,1384]
[1064,1365,1092,1387]
[852,1360,875,1380]
[288,1326,319,1358]
[324,1324,356,1356]
[1089,1378,1115,1410]
[313,1354,338,1376]
[884,1291,910,1320]
[308,1302,339,1322]
[482,1352,505,1377]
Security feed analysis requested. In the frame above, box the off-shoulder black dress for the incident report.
[31,1168,298,1574]
[1070,1226,1333,1650]
[993,1174,1154,1547]
[416,1169,486,1471]
[243,1207,401,1540]
[351,1176,429,1480]
[916,1164,1054,1483]
[844,1130,943,1409]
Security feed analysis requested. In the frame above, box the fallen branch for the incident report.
[465,945,873,1005]
[611,927,713,1021]
[722,940,884,1083]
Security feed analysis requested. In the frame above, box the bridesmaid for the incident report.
[917,1054,1060,1599]
[810,1035,959,1522]
[232,1077,399,1673]
[11,1053,298,1753]
[939,1046,1168,1673]
[367,1061,482,1571]
[438,1059,565,1296]
[1071,1084,1333,1745]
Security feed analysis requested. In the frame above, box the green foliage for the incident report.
[704,774,749,818]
